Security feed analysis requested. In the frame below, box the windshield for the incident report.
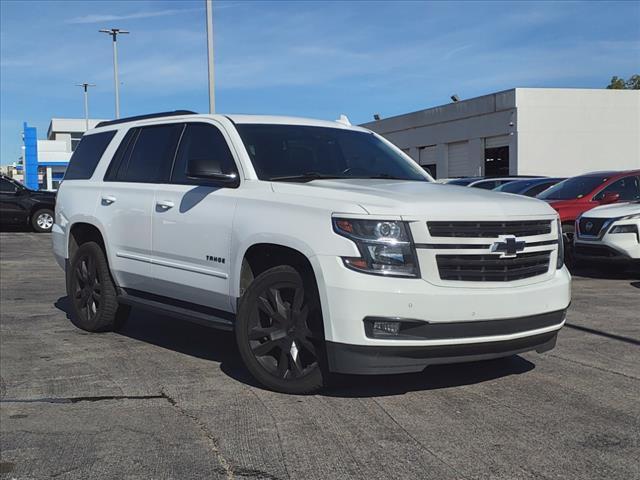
[235,124,429,182]
[494,180,535,193]
[447,178,475,186]
[537,176,609,200]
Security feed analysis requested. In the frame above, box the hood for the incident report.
[545,198,582,207]
[271,179,557,219]
[581,201,640,219]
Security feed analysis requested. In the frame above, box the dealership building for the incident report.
[363,88,640,179]
[13,118,104,190]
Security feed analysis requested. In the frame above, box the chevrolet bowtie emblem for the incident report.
[491,236,526,257]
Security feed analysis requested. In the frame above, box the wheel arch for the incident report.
[68,221,108,262]
[29,203,55,220]
[236,241,322,297]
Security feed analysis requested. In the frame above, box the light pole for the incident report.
[76,83,96,131]
[99,28,129,118]
[205,0,215,113]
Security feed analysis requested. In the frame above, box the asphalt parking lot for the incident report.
[1,232,638,480]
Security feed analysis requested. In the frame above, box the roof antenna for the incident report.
[336,114,351,126]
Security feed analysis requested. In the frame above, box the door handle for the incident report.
[156,200,175,210]
[101,195,116,205]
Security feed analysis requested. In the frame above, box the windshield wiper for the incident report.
[269,172,347,183]
[367,173,421,181]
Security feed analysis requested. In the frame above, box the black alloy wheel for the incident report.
[67,242,125,332]
[236,265,324,393]
[73,252,101,322]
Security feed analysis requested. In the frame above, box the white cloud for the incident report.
[66,8,201,25]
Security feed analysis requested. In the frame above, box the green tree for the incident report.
[606,74,640,89]
[626,74,640,89]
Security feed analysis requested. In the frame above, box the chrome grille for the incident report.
[427,220,552,238]
[436,251,551,282]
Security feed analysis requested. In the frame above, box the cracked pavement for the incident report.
[1,232,639,479]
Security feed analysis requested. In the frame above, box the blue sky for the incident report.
[1,0,638,164]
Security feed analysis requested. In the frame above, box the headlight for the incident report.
[333,218,420,278]
[609,224,638,234]
[556,218,564,269]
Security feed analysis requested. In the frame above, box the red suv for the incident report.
[537,170,640,242]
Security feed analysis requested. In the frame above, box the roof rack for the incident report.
[95,110,198,128]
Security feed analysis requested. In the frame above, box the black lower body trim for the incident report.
[118,288,235,330]
[574,243,631,260]
[326,331,559,375]
[364,309,566,340]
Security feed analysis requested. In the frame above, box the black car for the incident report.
[0,174,56,232]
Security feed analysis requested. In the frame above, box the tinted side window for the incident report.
[64,130,117,180]
[593,176,640,201]
[0,178,18,193]
[119,124,183,183]
[104,129,138,181]
[171,123,238,185]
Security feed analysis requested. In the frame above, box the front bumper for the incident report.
[313,254,570,373]
[575,234,640,261]
[51,223,67,270]
[315,255,571,347]
[327,330,558,375]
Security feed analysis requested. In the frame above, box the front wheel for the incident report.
[31,208,54,233]
[235,265,324,394]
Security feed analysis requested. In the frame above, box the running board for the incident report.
[117,288,235,331]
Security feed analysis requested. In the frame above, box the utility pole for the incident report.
[205,0,215,113]
[76,83,96,131]
[99,28,129,118]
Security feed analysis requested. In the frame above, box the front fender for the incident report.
[230,233,320,299]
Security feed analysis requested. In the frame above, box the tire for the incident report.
[236,265,325,394]
[66,241,127,332]
[31,208,54,233]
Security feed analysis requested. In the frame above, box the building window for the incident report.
[484,146,509,176]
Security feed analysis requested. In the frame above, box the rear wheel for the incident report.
[236,265,324,394]
[67,242,128,332]
[31,208,54,233]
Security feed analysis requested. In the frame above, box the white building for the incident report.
[362,88,640,179]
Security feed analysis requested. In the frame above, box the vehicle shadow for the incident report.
[319,356,535,398]
[55,296,536,397]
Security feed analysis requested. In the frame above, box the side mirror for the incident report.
[600,191,620,204]
[186,157,238,183]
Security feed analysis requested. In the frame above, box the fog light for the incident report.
[373,320,400,336]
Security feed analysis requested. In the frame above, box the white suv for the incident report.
[53,111,571,393]
[574,202,640,263]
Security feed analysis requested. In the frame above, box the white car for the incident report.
[52,111,571,393]
[574,202,640,262]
